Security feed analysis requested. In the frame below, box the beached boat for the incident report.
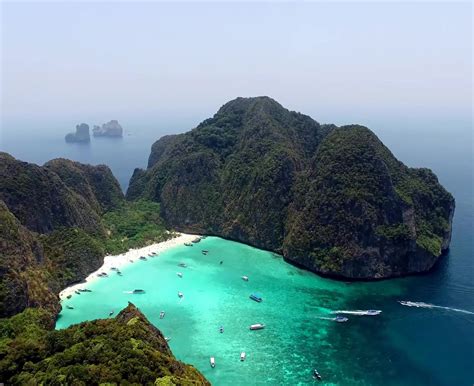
[133,289,145,294]
[210,357,215,368]
[178,291,184,298]
[249,323,265,330]
[242,275,249,281]
[240,352,246,361]
[177,272,183,278]
[111,267,118,271]
[249,293,263,302]
[160,311,165,319]
[192,237,201,243]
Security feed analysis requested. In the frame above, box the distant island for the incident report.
[64,123,90,143]
[93,120,123,137]
[128,96,455,280]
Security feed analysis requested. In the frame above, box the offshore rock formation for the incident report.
[93,119,123,137]
[127,96,455,280]
[0,303,209,385]
[65,123,90,143]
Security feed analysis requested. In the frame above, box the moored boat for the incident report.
[242,275,249,281]
[177,272,183,278]
[178,291,184,298]
[210,357,215,368]
[178,263,187,268]
[139,256,147,261]
[240,352,246,361]
[249,323,265,330]
[313,369,322,381]
[133,289,145,294]
[184,243,193,247]
[249,293,263,302]
[160,311,165,319]
[66,305,74,309]
[109,310,114,316]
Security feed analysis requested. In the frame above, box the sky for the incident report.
[1,1,472,130]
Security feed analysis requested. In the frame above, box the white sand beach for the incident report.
[59,232,199,300]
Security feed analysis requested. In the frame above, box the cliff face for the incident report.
[127,96,455,279]
[0,303,209,385]
[0,154,124,317]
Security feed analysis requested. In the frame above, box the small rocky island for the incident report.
[65,123,90,143]
[93,120,123,137]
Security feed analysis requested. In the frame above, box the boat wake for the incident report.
[398,301,474,315]
[331,310,381,316]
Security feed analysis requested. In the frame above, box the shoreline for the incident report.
[59,232,199,301]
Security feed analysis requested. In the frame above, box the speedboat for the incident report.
[242,275,249,281]
[109,310,114,316]
[335,316,348,323]
[240,352,246,361]
[178,291,184,298]
[133,289,145,294]
[210,357,215,368]
[366,310,381,315]
[313,369,322,381]
[177,272,183,278]
[249,293,263,302]
[160,311,165,319]
[249,323,265,330]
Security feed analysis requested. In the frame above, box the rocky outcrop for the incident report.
[127,96,455,280]
[1,303,209,385]
[93,120,123,137]
[65,123,90,143]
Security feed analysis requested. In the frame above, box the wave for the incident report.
[398,301,474,315]
[330,310,381,316]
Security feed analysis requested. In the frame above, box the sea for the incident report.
[1,117,472,385]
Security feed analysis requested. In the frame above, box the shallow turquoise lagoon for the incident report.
[56,237,472,385]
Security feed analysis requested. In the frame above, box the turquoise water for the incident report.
[56,237,461,385]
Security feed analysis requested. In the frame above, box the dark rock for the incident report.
[65,123,90,143]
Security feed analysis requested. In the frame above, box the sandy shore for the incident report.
[59,232,199,300]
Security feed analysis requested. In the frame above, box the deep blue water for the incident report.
[1,117,472,385]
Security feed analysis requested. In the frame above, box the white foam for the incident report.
[398,301,474,315]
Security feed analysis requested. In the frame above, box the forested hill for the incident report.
[127,96,455,280]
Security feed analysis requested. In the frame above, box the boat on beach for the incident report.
[249,323,265,330]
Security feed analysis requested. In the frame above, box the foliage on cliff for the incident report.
[127,96,454,279]
[0,155,172,318]
[0,303,209,385]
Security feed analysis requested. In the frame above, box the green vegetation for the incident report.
[0,304,209,385]
[102,200,174,254]
[127,96,454,279]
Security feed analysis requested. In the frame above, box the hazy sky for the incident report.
[1,1,472,128]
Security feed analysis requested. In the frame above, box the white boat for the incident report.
[109,310,114,316]
[165,337,171,342]
[249,323,265,330]
[210,357,215,368]
[240,352,246,361]
[177,272,183,278]
[178,291,184,298]
[242,275,249,281]
[160,311,165,319]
